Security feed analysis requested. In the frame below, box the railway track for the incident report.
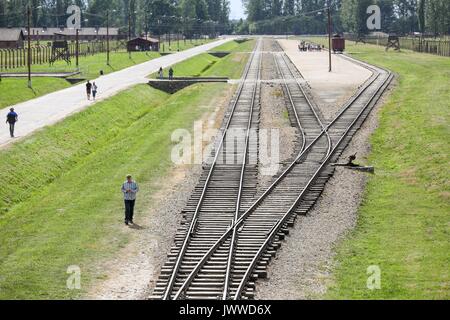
[151,38,263,299]
[151,38,393,300]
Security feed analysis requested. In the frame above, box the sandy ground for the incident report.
[277,40,372,121]
[84,85,235,300]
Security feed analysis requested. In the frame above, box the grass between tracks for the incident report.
[302,37,450,299]
[0,43,248,298]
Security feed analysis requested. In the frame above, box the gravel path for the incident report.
[255,75,395,300]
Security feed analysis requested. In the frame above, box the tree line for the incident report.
[0,0,232,36]
[239,0,450,36]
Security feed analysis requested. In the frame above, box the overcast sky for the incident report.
[229,0,246,20]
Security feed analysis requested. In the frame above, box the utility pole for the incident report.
[128,4,131,59]
[27,5,32,88]
[106,10,110,65]
[327,4,332,72]
[177,19,180,51]
[75,28,79,68]
[144,11,148,40]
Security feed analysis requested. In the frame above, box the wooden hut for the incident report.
[0,28,25,48]
[127,37,159,52]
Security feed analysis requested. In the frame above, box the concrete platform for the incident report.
[278,39,372,121]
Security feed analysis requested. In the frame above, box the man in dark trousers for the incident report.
[86,80,92,100]
[169,67,174,80]
[121,174,139,225]
[6,107,18,138]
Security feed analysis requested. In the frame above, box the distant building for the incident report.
[0,28,25,48]
[127,37,159,52]
[22,27,121,41]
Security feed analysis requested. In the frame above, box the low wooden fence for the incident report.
[0,40,126,70]
[347,34,450,57]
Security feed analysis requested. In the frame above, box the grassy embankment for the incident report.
[211,38,257,52]
[152,39,255,79]
[302,37,450,299]
[158,37,215,53]
[0,40,253,299]
[0,37,218,109]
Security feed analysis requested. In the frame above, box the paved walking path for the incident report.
[0,38,233,148]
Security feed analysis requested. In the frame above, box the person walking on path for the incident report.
[121,174,139,225]
[92,82,98,100]
[168,67,174,80]
[6,107,18,138]
[86,80,92,100]
[158,67,164,79]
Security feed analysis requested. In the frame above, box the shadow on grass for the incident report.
[28,86,37,96]
[128,223,145,230]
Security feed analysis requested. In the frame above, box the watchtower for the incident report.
[50,40,70,65]
[386,35,400,51]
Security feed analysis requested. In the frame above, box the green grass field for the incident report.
[152,40,255,79]
[153,52,251,79]
[302,37,450,299]
[159,37,215,53]
[0,78,71,108]
[0,45,247,299]
[0,38,219,109]
[0,51,159,109]
[212,39,256,52]
[10,51,161,80]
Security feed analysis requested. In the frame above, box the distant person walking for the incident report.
[158,67,164,79]
[121,174,139,225]
[6,107,18,138]
[92,82,98,100]
[169,67,174,80]
[86,80,92,100]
